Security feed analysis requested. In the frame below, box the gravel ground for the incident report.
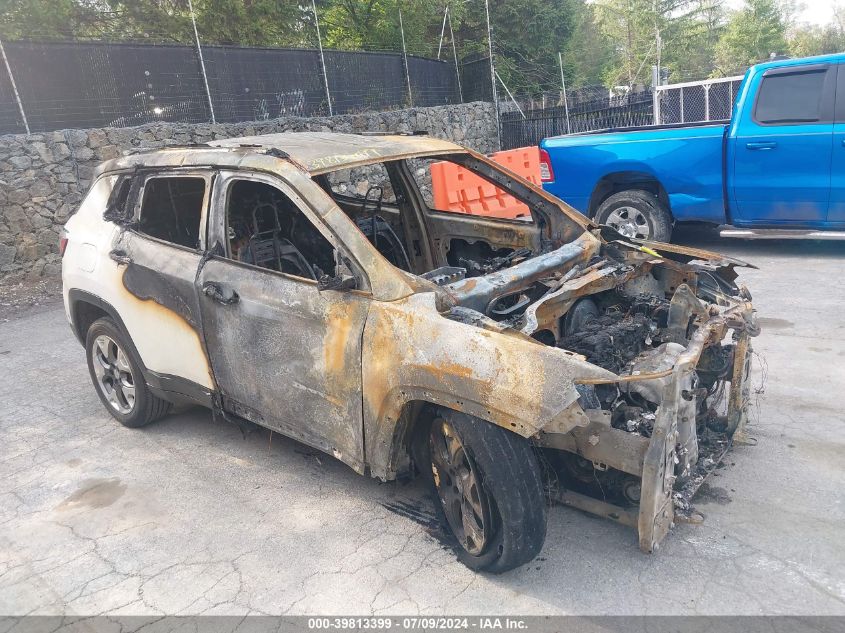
[1,229,843,616]
[0,277,62,322]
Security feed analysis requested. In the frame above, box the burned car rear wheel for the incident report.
[418,408,547,573]
[85,317,171,428]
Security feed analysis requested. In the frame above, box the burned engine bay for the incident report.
[439,232,760,552]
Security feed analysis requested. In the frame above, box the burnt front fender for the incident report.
[362,293,615,480]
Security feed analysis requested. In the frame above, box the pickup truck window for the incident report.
[754,68,830,125]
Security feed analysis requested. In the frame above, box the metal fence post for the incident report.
[559,52,571,134]
[0,38,30,134]
[448,9,463,103]
[495,70,524,118]
[312,0,333,116]
[484,0,501,149]
[651,65,660,125]
[187,0,215,124]
[399,8,413,107]
[437,5,449,60]
[680,87,685,124]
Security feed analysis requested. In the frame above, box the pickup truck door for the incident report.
[197,170,371,472]
[731,63,835,225]
[828,64,845,224]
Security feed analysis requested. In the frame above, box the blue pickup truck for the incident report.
[539,53,845,242]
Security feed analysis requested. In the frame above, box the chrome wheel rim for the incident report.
[605,206,651,239]
[429,419,493,556]
[92,335,136,415]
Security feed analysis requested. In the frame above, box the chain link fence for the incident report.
[498,74,745,150]
[654,76,744,125]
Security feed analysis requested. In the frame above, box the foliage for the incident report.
[560,1,614,87]
[592,0,726,87]
[788,5,845,59]
[713,0,788,75]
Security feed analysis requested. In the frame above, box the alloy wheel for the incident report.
[605,205,651,239]
[429,418,494,555]
[91,335,136,415]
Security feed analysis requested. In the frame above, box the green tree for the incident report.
[593,0,714,88]
[669,0,725,80]
[0,0,310,45]
[787,3,845,58]
[318,0,446,53]
[317,0,583,95]
[0,0,104,39]
[560,1,614,88]
[452,0,581,95]
[714,0,787,75]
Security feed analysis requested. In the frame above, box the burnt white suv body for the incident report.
[62,132,759,572]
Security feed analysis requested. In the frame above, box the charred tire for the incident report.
[594,189,672,242]
[85,317,171,428]
[414,408,547,573]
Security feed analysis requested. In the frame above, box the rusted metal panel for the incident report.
[197,257,371,472]
[361,292,618,480]
[538,419,649,477]
[727,333,752,436]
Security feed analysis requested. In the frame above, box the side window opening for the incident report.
[103,175,133,225]
[137,176,206,249]
[408,156,536,221]
[225,180,336,280]
[314,164,412,272]
[754,69,829,124]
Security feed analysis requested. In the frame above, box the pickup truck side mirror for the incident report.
[317,273,358,292]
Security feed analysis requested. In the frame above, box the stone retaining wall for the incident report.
[0,102,497,282]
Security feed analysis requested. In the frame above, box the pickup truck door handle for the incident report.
[108,249,132,265]
[746,141,777,150]
[202,281,239,305]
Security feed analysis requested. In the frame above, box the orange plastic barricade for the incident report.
[430,146,541,219]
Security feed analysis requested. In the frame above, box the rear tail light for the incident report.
[59,231,68,257]
[539,148,554,183]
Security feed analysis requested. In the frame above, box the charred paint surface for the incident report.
[121,257,200,329]
[196,257,370,473]
[361,292,617,480]
[112,234,214,389]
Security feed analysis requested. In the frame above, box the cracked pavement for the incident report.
[1,229,843,616]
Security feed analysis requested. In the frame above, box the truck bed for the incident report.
[541,123,728,225]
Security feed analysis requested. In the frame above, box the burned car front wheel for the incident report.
[416,408,547,573]
[85,317,171,428]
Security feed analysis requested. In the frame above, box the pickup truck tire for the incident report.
[85,317,171,428]
[415,408,547,573]
[594,190,672,242]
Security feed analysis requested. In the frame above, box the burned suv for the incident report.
[62,132,758,572]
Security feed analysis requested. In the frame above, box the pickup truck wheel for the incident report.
[595,190,672,242]
[85,317,171,428]
[417,409,547,573]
